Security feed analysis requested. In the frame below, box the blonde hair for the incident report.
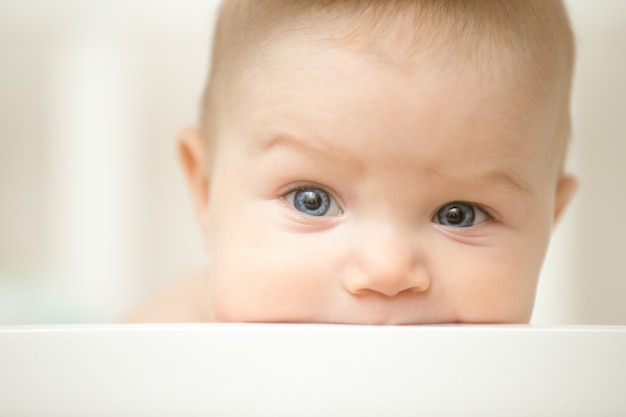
[201,0,575,158]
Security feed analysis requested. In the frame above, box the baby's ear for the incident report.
[554,174,578,224]
[177,127,211,235]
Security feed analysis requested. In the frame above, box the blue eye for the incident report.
[287,187,341,216]
[434,202,488,227]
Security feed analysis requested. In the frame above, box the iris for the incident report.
[293,188,331,216]
[436,202,476,227]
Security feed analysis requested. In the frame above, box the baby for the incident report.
[127,0,577,324]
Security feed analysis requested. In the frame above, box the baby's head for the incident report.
[179,0,577,324]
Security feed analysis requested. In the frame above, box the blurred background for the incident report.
[0,0,624,325]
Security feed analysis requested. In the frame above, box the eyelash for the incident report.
[280,184,498,227]
[432,201,497,228]
[282,184,343,217]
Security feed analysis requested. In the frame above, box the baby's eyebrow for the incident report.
[248,132,368,176]
[248,133,328,158]
[250,133,533,195]
[479,169,535,195]
[433,167,534,196]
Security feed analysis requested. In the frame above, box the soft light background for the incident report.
[0,0,624,324]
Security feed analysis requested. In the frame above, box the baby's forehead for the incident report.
[219,1,570,62]
[207,1,574,158]
[214,0,572,101]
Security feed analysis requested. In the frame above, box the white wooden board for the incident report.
[1,324,624,416]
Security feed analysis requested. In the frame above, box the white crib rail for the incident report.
[1,324,625,416]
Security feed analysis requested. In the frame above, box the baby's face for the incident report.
[193,36,572,324]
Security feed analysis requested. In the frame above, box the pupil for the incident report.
[301,191,322,210]
[446,206,465,224]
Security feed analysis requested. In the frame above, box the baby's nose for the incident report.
[341,231,431,298]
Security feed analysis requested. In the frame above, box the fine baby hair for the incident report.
[128,0,578,324]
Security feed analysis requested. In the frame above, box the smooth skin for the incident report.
[128,34,576,324]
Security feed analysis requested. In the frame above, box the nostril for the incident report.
[407,278,430,293]
[361,287,402,298]
[345,276,430,298]
[340,245,431,297]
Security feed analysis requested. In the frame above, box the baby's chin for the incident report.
[209,308,530,325]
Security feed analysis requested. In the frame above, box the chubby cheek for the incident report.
[207,228,335,323]
[445,238,547,324]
